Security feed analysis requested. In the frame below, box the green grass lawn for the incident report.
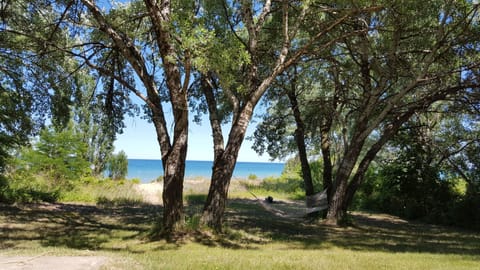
[1,191,479,269]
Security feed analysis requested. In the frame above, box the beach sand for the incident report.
[135,182,163,204]
[135,177,252,204]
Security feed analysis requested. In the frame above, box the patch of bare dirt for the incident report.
[135,182,163,204]
[0,255,108,270]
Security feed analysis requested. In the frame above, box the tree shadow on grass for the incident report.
[225,198,480,256]
[0,203,162,252]
[1,199,479,256]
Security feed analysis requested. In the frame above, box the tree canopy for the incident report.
[253,0,480,223]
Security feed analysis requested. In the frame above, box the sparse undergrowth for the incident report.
[61,179,144,207]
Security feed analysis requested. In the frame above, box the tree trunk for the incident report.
[201,155,235,232]
[325,170,349,225]
[201,105,252,232]
[320,130,333,201]
[162,153,187,235]
[150,102,188,236]
[325,138,364,225]
[287,89,314,196]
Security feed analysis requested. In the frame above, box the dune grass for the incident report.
[60,179,144,206]
[1,186,479,270]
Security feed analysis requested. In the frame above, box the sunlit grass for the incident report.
[60,179,144,206]
[1,178,479,270]
[130,245,480,270]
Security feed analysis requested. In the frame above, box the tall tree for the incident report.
[2,0,204,235]
[251,66,319,197]
[76,0,192,235]
[0,0,81,171]
[253,0,480,225]
[197,1,381,231]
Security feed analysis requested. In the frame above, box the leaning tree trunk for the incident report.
[201,107,252,232]
[325,140,364,225]
[201,154,236,232]
[287,90,314,196]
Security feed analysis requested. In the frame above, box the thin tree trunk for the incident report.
[287,88,314,196]
[320,129,333,201]
[201,75,225,160]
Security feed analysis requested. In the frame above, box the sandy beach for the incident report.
[135,177,253,204]
[135,182,163,204]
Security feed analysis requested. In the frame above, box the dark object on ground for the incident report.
[265,196,274,203]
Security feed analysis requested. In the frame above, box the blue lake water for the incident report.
[127,159,285,183]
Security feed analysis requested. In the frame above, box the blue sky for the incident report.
[114,110,274,162]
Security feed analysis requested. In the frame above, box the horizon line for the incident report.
[127,158,284,163]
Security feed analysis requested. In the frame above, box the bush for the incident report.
[0,172,60,204]
[106,151,128,180]
[351,159,474,228]
[16,126,91,189]
[259,174,303,193]
[449,195,480,230]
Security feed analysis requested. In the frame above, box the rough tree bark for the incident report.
[144,0,190,236]
[201,109,252,231]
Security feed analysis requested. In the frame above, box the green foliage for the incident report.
[19,125,91,187]
[59,178,143,206]
[0,89,34,172]
[106,151,128,180]
[352,124,476,227]
[0,125,93,203]
[280,156,325,191]
[0,172,60,204]
[369,162,456,220]
[449,195,480,230]
[241,159,305,200]
[185,214,202,232]
[258,175,304,194]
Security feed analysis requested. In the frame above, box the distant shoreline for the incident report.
[125,159,285,183]
[127,158,284,164]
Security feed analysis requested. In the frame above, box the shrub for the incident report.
[106,151,128,180]
[257,174,303,193]
[61,178,144,205]
[17,126,91,189]
[449,195,480,230]
[0,172,60,203]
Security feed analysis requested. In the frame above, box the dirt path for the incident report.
[0,182,165,270]
[0,256,108,270]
